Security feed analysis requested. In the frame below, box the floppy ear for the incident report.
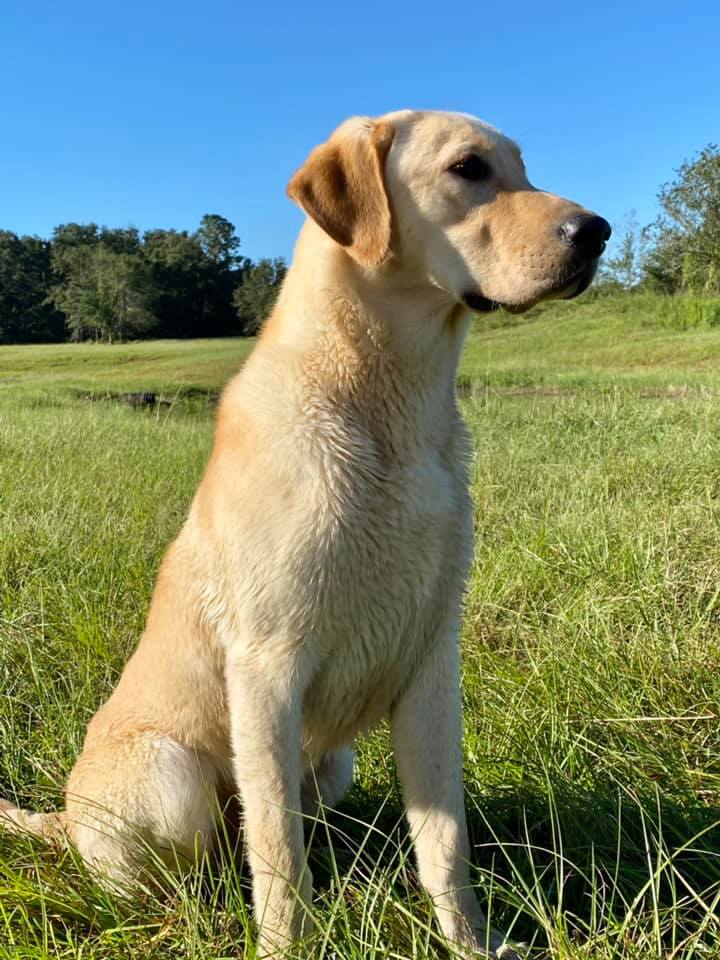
[287,119,395,268]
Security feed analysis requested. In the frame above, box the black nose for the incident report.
[558,215,611,258]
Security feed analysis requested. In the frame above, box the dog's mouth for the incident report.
[557,260,598,300]
[463,259,600,316]
[462,292,502,313]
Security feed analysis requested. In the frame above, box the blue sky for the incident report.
[2,1,719,262]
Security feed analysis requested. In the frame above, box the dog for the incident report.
[1,109,609,958]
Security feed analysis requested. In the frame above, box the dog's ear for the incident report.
[287,119,395,268]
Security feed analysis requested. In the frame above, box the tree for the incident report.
[599,211,647,291]
[233,257,287,334]
[50,245,156,342]
[51,222,100,249]
[143,228,208,337]
[50,222,101,292]
[100,226,142,255]
[0,213,279,342]
[44,216,250,340]
[644,144,720,293]
[194,214,246,335]
[49,222,159,342]
[196,214,241,269]
[0,231,63,343]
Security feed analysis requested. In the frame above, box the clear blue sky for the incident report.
[2,0,719,262]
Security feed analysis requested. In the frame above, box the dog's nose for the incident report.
[558,215,612,258]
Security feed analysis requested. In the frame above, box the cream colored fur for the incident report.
[1,110,605,959]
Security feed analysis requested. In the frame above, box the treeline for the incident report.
[596,143,720,296]
[0,214,286,344]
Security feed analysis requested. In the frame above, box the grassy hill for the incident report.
[463,294,720,390]
[1,295,720,959]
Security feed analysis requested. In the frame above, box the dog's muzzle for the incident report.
[463,213,611,313]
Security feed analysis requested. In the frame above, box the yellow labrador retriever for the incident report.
[2,110,609,958]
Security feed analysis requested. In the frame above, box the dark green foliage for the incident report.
[196,214,241,268]
[233,257,287,334]
[143,228,210,338]
[50,245,156,343]
[0,231,64,343]
[194,215,248,337]
[0,216,285,343]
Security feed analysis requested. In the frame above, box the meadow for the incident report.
[1,293,720,959]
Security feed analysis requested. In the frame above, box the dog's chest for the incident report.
[297,432,472,750]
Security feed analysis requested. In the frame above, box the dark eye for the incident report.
[448,155,492,182]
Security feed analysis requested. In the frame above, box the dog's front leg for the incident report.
[226,655,312,956]
[391,635,513,960]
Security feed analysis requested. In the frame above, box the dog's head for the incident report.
[288,110,610,313]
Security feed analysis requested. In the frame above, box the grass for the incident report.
[1,292,720,958]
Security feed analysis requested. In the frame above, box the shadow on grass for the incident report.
[312,773,720,953]
[2,775,719,956]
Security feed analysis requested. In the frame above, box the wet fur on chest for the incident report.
[276,413,472,753]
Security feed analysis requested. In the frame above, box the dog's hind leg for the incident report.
[63,733,219,890]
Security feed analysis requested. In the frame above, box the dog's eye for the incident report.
[448,155,492,182]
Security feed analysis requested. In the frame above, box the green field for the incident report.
[2,295,720,959]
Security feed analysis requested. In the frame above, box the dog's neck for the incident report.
[262,222,471,397]
[252,222,471,459]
